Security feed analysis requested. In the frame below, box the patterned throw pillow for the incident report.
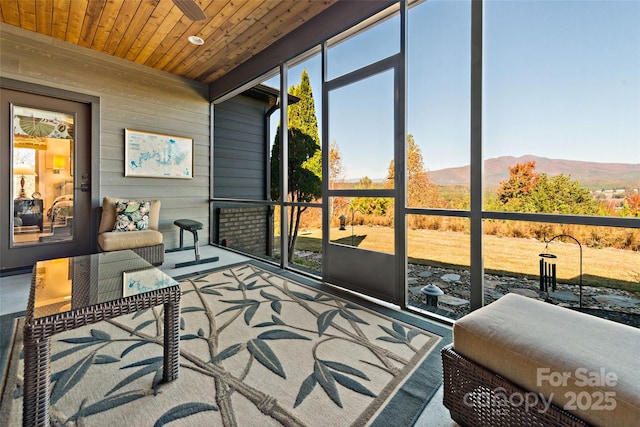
[112,200,150,232]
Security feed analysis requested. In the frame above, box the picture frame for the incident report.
[124,129,193,179]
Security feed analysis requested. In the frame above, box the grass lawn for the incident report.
[290,226,640,293]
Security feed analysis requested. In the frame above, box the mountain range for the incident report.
[426,155,640,190]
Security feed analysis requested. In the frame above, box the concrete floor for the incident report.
[0,245,457,426]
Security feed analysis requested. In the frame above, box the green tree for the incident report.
[289,69,321,178]
[270,70,322,262]
[496,161,599,215]
[526,173,599,215]
[351,197,390,216]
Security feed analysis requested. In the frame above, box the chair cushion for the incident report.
[113,200,150,232]
[98,229,163,251]
[99,197,160,233]
[453,293,640,427]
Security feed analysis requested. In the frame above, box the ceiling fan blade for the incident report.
[172,0,207,21]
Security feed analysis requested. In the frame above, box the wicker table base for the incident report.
[22,253,181,427]
[441,345,589,427]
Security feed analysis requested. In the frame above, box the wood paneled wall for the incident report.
[1,23,211,250]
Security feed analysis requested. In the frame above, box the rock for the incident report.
[408,286,423,295]
[549,291,581,303]
[407,277,420,286]
[485,289,505,300]
[509,288,540,299]
[452,289,470,299]
[484,279,501,289]
[419,270,433,278]
[594,295,640,309]
[439,294,469,306]
[441,273,461,282]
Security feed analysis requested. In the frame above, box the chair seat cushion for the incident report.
[453,293,640,427]
[98,229,163,252]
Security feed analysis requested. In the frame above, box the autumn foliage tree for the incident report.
[328,140,344,219]
[386,134,441,207]
[496,161,539,210]
[624,193,640,217]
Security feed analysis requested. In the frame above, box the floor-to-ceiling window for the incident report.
[479,0,640,324]
[214,0,639,325]
[280,53,324,275]
[406,0,472,319]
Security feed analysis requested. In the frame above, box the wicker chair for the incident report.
[97,197,164,265]
[443,293,639,427]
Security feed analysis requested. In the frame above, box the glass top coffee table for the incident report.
[22,250,181,427]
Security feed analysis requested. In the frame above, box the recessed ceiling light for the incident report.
[188,35,204,46]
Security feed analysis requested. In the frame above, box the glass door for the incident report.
[1,88,93,271]
[323,66,404,304]
[320,4,405,305]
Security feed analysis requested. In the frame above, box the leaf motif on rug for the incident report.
[3,263,442,426]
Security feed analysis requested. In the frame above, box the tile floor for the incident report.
[0,245,457,426]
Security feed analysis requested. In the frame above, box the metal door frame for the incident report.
[321,2,407,306]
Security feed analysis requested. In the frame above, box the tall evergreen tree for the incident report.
[289,70,322,177]
[271,69,322,262]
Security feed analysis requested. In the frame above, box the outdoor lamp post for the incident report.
[539,234,583,308]
[420,284,444,307]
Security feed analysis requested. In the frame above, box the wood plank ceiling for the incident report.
[0,0,337,84]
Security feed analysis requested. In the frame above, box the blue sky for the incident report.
[268,0,640,180]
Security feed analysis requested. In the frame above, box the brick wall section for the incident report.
[217,206,269,255]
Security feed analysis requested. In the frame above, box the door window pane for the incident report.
[328,70,395,187]
[12,106,74,246]
[330,196,394,255]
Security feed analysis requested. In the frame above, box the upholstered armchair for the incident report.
[97,197,164,265]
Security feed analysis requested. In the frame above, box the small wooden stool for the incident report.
[173,219,219,268]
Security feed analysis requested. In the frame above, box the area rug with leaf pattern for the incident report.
[0,262,450,426]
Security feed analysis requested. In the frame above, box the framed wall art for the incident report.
[124,129,193,179]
